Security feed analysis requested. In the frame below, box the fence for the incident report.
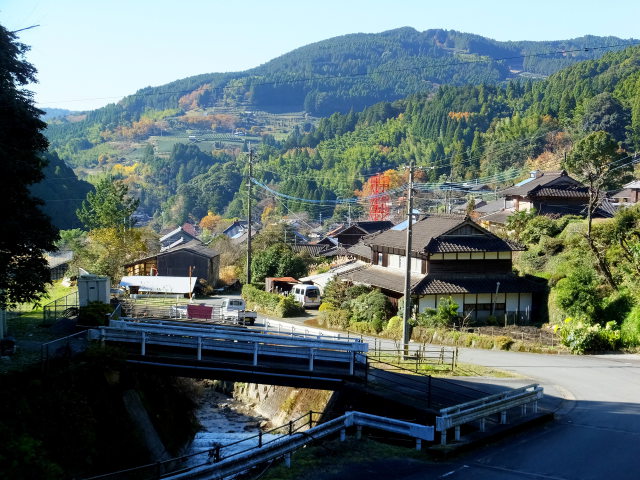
[42,290,79,326]
[83,410,434,480]
[40,330,89,371]
[435,383,543,445]
[369,339,458,372]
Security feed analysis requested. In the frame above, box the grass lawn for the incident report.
[1,281,77,374]
[257,438,434,480]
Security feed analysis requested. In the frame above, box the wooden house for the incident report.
[125,240,220,287]
[339,214,545,322]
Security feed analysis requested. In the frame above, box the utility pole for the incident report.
[402,159,415,357]
[246,146,255,285]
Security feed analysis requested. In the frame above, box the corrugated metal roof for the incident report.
[119,276,197,294]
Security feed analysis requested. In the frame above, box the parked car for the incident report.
[221,298,257,325]
[291,284,321,308]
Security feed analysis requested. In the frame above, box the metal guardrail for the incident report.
[164,411,433,480]
[41,330,89,371]
[88,320,368,376]
[83,410,434,480]
[435,383,543,445]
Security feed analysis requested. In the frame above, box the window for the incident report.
[377,253,383,265]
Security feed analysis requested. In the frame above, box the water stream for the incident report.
[183,382,280,468]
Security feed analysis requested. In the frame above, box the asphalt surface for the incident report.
[194,298,640,479]
[261,309,640,480]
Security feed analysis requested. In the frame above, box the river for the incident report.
[183,381,280,468]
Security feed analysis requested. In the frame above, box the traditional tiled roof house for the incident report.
[340,214,545,322]
[478,170,614,226]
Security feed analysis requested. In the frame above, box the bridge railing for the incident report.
[368,343,458,372]
[435,383,543,445]
[82,410,434,480]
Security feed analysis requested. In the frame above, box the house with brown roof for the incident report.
[124,240,220,287]
[478,170,614,227]
[611,180,640,206]
[339,214,545,322]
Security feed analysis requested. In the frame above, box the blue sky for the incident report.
[2,0,639,111]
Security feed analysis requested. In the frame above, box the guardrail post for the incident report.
[349,352,354,376]
[141,331,146,356]
[500,411,507,424]
[521,404,527,416]
[454,425,460,441]
[533,400,538,414]
[440,429,447,446]
[258,430,263,448]
[197,336,202,361]
[340,428,346,442]
[284,453,291,468]
[309,348,315,372]
[415,438,422,451]
[356,425,362,440]
[253,342,259,366]
[479,418,486,432]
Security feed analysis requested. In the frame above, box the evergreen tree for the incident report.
[0,25,59,307]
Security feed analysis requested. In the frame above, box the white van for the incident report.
[291,284,321,308]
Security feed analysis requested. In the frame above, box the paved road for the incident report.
[257,310,640,479]
[419,348,640,480]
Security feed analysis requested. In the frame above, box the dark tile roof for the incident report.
[162,240,218,258]
[474,198,504,214]
[611,188,637,200]
[365,214,517,253]
[365,214,467,251]
[414,274,547,295]
[347,241,372,259]
[319,246,352,257]
[351,221,395,234]
[500,171,582,197]
[478,210,512,225]
[429,236,524,253]
[291,244,330,256]
[338,265,424,294]
[530,186,589,198]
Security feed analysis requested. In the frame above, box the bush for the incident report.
[555,317,620,354]
[348,321,377,335]
[554,265,603,319]
[78,301,114,326]
[349,289,393,333]
[415,297,459,328]
[317,309,350,330]
[494,336,514,350]
[383,316,404,340]
[621,305,640,347]
[276,295,305,317]
[242,284,303,317]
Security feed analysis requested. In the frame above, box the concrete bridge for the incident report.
[88,319,369,389]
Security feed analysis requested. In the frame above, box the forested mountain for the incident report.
[42,29,639,228]
[46,28,635,147]
[30,152,93,229]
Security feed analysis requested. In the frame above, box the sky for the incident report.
[2,0,639,111]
